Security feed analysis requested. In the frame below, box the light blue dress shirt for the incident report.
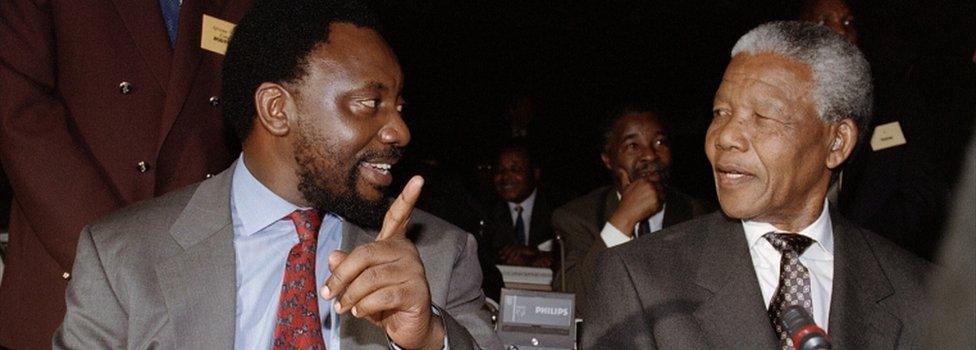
[231,157,343,350]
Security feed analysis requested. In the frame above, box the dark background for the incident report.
[1,0,973,230]
[375,0,975,205]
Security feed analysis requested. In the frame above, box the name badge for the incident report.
[870,121,907,151]
[200,15,236,55]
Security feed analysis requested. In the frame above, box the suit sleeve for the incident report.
[442,233,503,349]
[551,207,606,296]
[0,0,124,269]
[52,227,127,349]
[580,248,656,349]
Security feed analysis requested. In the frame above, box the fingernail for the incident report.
[321,286,331,299]
[351,306,359,317]
[334,301,342,313]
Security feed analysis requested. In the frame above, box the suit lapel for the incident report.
[154,0,207,152]
[109,0,172,91]
[691,215,779,348]
[528,191,550,246]
[155,166,237,348]
[827,212,900,348]
[339,222,389,349]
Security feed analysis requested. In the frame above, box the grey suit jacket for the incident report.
[581,210,932,349]
[53,165,502,349]
[551,185,708,304]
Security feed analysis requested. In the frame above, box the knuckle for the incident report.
[361,243,379,258]
[390,287,407,306]
[329,270,346,286]
[365,266,383,284]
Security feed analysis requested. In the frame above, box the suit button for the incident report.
[119,81,133,94]
[208,96,220,106]
[62,272,71,280]
[137,161,149,173]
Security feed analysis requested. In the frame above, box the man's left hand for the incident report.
[320,176,445,350]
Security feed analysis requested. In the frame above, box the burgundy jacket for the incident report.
[0,0,251,347]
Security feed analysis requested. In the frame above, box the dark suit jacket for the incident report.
[486,190,555,254]
[582,211,932,349]
[0,0,250,346]
[53,164,501,349]
[552,185,708,304]
[839,135,948,261]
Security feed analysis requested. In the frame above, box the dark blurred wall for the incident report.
[374,0,974,207]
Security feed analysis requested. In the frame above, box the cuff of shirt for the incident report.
[600,222,633,248]
[388,306,448,350]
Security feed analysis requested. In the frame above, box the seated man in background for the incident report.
[553,105,708,303]
[583,21,931,349]
[486,143,555,269]
[53,1,499,348]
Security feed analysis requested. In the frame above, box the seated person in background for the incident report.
[53,1,500,348]
[582,21,931,349]
[486,143,555,268]
[552,104,708,302]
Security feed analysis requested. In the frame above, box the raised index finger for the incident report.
[376,175,424,241]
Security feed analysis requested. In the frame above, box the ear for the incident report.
[601,152,613,171]
[253,82,294,137]
[826,118,857,170]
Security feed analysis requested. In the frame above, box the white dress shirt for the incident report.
[742,200,835,331]
[506,189,537,243]
[600,192,667,248]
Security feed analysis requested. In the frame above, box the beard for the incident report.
[630,160,671,185]
[293,125,403,230]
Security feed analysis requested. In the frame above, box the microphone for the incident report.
[781,305,832,350]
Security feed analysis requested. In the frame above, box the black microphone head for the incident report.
[782,305,816,332]
[781,305,832,350]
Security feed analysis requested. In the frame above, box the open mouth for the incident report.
[358,160,396,187]
[714,163,755,185]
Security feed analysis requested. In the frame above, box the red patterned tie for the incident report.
[273,209,327,350]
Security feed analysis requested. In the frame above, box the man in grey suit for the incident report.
[583,21,931,349]
[54,1,500,349]
[553,105,708,303]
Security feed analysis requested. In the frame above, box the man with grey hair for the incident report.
[582,21,931,349]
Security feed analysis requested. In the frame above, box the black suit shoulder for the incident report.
[859,226,933,298]
[610,211,726,273]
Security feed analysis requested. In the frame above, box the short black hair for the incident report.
[221,0,380,141]
[600,102,668,153]
[495,140,539,170]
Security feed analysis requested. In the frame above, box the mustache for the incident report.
[633,161,663,175]
[359,146,404,163]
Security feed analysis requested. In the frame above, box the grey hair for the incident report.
[731,21,873,136]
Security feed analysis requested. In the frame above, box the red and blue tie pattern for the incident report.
[273,209,327,350]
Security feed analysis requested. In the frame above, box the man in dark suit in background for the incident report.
[0,0,251,346]
[553,105,708,303]
[486,143,555,269]
[583,21,931,349]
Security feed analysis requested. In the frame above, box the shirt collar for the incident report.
[507,189,538,214]
[742,199,835,260]
[231,155,306,237]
